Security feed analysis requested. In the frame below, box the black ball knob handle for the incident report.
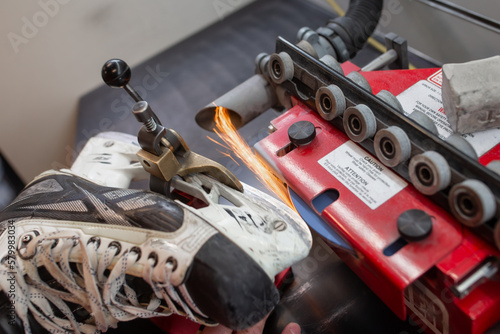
[101,58,162,127]
[102,59,131,88]
[102,58,142,102]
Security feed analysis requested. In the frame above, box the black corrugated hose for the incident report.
[327,0,384,59]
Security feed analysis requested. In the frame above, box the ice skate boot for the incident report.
[0,170,312,333]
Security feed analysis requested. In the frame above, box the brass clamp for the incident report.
[132,101,243,193]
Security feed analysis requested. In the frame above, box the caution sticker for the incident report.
[428,69,442,87]
[397,69,500,157]
[318,141,407,210]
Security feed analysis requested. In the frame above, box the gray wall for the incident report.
[0,0,254,182]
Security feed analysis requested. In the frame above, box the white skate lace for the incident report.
[0,230,209,334]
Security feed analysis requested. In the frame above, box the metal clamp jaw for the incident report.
[129,100,242,193]
[132,101,243,193]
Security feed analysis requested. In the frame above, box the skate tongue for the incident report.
[171,174,313,279]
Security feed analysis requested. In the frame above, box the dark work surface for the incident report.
[78,0,438,333]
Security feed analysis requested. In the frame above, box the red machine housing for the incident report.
[255,63,500,334]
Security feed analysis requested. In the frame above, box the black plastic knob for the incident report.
[397,209,433,242]
[102,59,131,88]
[288,121,316,146]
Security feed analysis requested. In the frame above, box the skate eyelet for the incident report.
[148,252,159,267]
[20,230,39,244]
[87,237,101,249]
[108,241,122,256]
[166,256,178,271]
[21,235,32,243]
[17,231,40,260]
[130,247,142,261]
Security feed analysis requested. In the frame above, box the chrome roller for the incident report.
[445,134,478,160]
[320,55,344,75]
[374,126,411,167]
[343,104,377,142]
[315,85,346,121]
[346,71,372,93]
[376,90,404,113]
[448,179,496,227]
[268,52,294,84]
[409,151,451,195]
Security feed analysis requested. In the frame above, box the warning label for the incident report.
[318,141,407,210]
[428,69,442,87]
[397,70,500,157]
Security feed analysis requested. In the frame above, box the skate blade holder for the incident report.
[136,125,243,192]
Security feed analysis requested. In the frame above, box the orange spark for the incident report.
[207,136,230,150]
[213,106,295,209]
